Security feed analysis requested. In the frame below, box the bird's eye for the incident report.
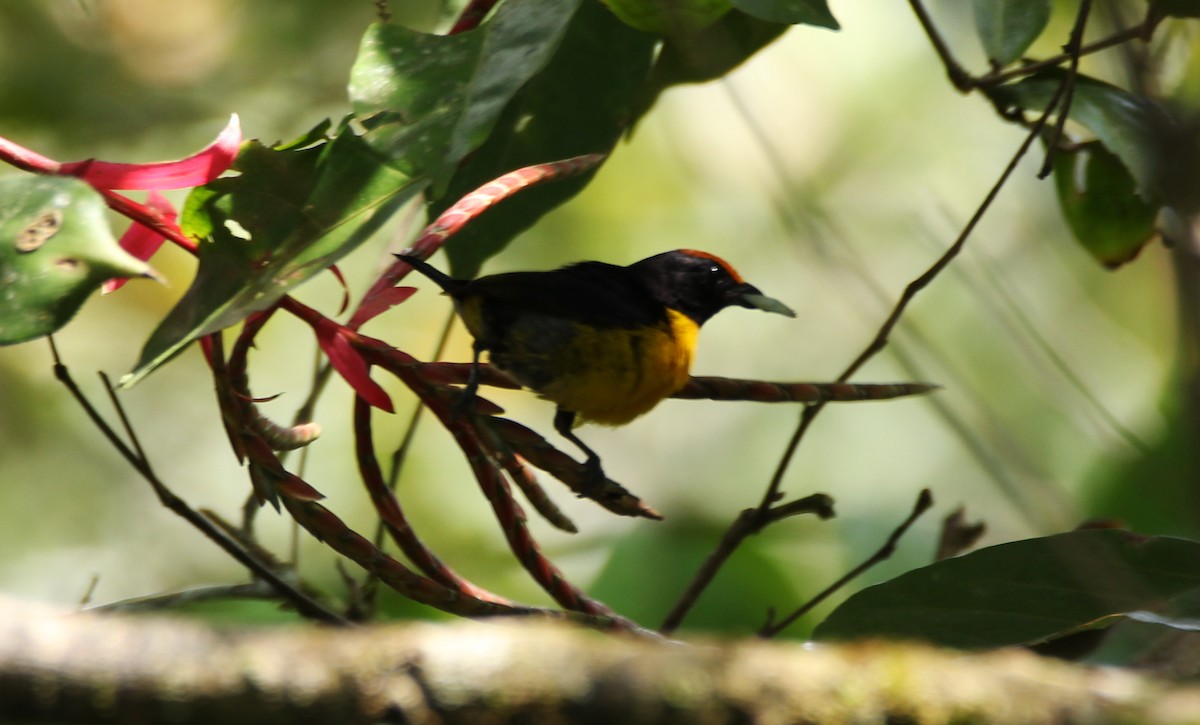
[709,265,720,274]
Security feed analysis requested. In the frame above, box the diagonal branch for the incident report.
[661,65,1073,635]
[758,489,934,638]
[47,339,349,625]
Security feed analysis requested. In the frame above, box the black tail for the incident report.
[396,253,464,296]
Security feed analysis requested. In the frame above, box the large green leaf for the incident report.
[436,1,659,277]
[972,0,1050,66]
[123,124,424,386]
[986,70,1174,202]
[1052,140,1157,269]
[731,0,838,29]
[0,175,157,345]
[814,530,1200,649]
[349,0,581,188]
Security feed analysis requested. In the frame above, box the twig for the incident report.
[48,339,350,625]
[976,18,1158,88]
[89,581,279,613]
[358,307,458,617]
[758,489,934,638]
[935,506,987,561]
[77,575,100,609]
[662,64,1073,634]
[904,0,1155,93]
[356,334,640,624]
[373,0,390,23]
[386,308,457,490]
[1038,0,1092,179]
[906,0,973,91]
[352,395,514,605]
[659,494,834,634]
[760,68,1071,511]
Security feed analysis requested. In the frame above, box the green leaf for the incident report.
[0,175,157,346]
[436,1,659,277]
[986,71,1174,201]
[731,0,838,28]
[123,124,425,386]
[972,0,1050,66]
[349,0,581,188]
[814,530,1200,649]
[1052,141,1158,269]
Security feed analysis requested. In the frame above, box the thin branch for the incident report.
[659,494,834,634]
[906,0,973,91]
[759,489,934,638]
[1038,0,1092,179]
[386,307,457,490]
[662,65,1073,634]
[759,69,1070,511]
[48,339,350,626]
[352,395,514,605]
[976,18,1158,88]
[90,581,279,613]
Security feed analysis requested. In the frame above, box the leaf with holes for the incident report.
[0,175,158,345]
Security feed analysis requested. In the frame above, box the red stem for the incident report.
[0,134,197,253]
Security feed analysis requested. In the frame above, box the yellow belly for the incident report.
[461,299,699,426]
[541,310,698,425]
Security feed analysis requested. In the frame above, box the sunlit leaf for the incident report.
[972,0,1050,66]
[814,530,1200,649]
[1052,141,1157,269]
[349,0,580,188]
[0,175,158,345]
[123,123,425,386]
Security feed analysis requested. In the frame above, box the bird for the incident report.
[397,249,795,484]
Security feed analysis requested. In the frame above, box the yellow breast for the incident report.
[537,309,698,425]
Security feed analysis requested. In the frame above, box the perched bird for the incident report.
[398,249,795,483]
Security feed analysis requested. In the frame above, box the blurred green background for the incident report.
[0,0,1190,635]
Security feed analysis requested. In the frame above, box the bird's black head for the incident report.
[629,249,795,325]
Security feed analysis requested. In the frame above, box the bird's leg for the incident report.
[451,342,484,420]
[554,408,606,493]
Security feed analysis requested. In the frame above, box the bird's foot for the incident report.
[578,456,608,499]
[449,388,477,421]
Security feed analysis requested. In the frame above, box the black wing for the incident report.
[462,262,666,329]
